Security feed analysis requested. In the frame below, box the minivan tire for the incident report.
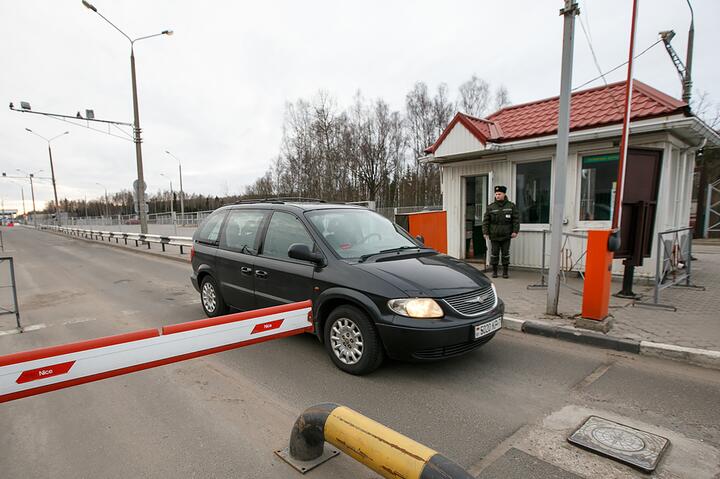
[200,275,228,317]
[324,305,384,375]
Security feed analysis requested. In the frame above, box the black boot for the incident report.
[492,265,498,278]
[502,265,509,278]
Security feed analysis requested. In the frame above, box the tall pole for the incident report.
[81,1,172,233]
[20,187,26,218]
[47,143,61,224]
[546,0,579,316]
[682,0,694,103]
[165,150,184,217]
[130,47,149,234]
[611,0,640,232]
[29,174,37,228]
[178,162,184,217]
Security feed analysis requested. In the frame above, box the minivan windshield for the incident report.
[306,209,418,259]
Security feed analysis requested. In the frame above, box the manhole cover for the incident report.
[568,416,669,472]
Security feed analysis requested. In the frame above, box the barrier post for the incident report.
[578,230,615,332]
[279,403,474,478]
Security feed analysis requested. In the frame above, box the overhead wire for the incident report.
[572,39,663,91]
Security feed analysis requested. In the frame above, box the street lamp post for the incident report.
[15,169,41,227]
[25,129,68,225]
[165,150,184,218]
[159,173,174,215]
[82,0,172,235]
[96,182,109,220]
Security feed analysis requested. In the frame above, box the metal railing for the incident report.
[40,225,193,255]
[636,226,704,311]
[0,256,21,330]
[705,179,720,237]
[527,229,588,295]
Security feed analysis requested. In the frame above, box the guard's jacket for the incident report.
[482,199,520,241]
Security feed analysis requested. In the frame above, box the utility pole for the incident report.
[547,0,579,315]
[165,150,185,217]
[25,129,68,225]
[81,0,172,234]
[28,174,37,228]
[683,0,694,104]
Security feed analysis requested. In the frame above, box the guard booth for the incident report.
[395,210,448,254]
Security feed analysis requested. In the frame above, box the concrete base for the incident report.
[575,317,614,333]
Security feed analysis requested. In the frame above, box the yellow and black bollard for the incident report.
[278,403,474,478]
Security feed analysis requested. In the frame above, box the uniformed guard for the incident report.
[482,186,520,278]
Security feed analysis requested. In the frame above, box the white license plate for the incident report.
[474,318,502,339]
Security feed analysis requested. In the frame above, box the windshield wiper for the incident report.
[359,246,425,263]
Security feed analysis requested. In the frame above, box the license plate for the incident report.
[474,318,502,339]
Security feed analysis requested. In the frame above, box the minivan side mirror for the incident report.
[415,235,425,245]
[288,243,325,266]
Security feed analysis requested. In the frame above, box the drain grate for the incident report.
[568,416,669,473]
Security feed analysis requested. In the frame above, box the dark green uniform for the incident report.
[482,199,520,266]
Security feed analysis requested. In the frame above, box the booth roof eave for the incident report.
[427,115,718,164]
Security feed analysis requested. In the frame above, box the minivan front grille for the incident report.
[443,285,497,317]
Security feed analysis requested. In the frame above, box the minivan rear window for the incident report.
[195,211,227,244]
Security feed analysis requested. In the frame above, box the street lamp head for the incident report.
[162,30,173,36]
[25,128,33,133]
[81,0,98,12]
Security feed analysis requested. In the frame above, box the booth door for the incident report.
[616,149,662,264]
[464,176,488,261]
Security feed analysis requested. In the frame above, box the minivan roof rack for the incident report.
[233,197,327,205]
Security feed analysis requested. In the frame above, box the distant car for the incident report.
[124,218,140,225]
[190,201,504,374]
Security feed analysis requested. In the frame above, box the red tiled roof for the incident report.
[425,80,687,154]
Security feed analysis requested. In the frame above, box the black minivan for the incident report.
[190,201,503,374]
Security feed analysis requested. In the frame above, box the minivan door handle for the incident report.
[255,270,268,279]
[240,267,252,275]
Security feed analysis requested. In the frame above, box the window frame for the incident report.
[576,150,619,228]
[514,158,553,228]
[257,210,319,265]
[194,210,228,246]
[218,208,269,255]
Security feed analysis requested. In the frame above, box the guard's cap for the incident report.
[494,185,507,193]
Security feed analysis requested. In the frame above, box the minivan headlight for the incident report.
[388,298,444,319]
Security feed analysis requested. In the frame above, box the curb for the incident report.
[504,316,720,370]
[39,229,191,265]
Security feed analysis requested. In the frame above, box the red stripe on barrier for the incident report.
[16,361,75,384]
[162,300,312,335]
[0,329,159,367]
[0,326,314,404]
[251,319,284,334]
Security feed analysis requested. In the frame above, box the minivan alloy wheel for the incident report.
[202,281,217,313]
[330,317,364,364]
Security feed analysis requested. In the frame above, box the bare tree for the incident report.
[457,75,491,117]
[493,85,511,111]
[692,90,720,130]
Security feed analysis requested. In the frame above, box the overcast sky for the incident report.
[1,0,718,213]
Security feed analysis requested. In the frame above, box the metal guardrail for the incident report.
[277,403,473,478]
[40,225,193,255]
[0,256,21,330]
[636,226,704,311]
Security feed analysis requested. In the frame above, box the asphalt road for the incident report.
[1,226,719,478]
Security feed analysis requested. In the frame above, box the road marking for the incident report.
[572,362,613,391]
[21,323,48,332]
[0,328,22,336]
[62,317,98,326]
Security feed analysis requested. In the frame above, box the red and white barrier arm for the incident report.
[0,300,313,404]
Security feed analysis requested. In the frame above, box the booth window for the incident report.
[580,153,618,221]
[516,160,551,223]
